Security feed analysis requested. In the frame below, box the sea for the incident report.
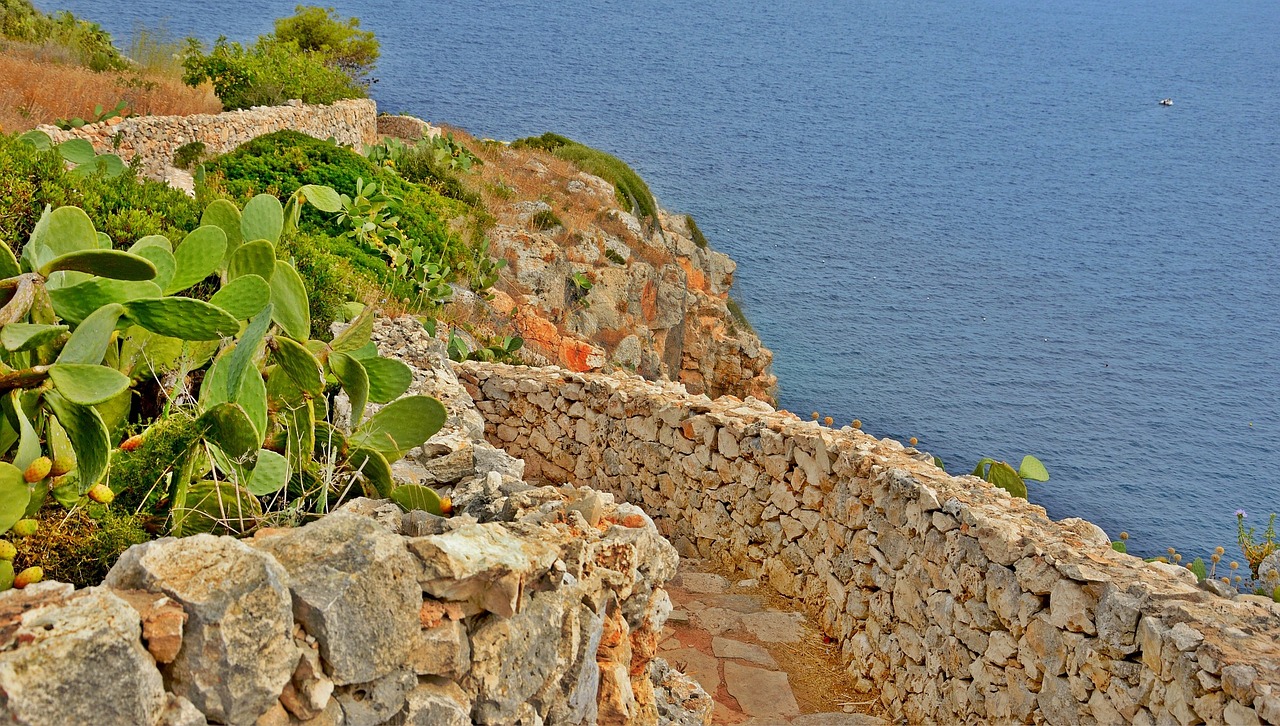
[39,0,1280,561]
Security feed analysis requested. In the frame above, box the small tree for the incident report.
[273,5,379,81]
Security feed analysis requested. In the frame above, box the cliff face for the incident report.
[444,134,776,403]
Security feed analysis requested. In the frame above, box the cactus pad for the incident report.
[348,447,393,498]
[241,194,284,245]
[208,274,270,320]
[45,392,110,488]
[57,302,123,364]
[329,352,369,427]
[197,402,262,460]
[200,199,244,263]
[350,396,446,462]
[0,463,29,535]
[48,364,130,405]
[0,323,67,352]
[172,480,262,537]
[124,297,241,340]
[49,278,161,324]
[269,261,311,341]
[330,305,375,353]
[38,250,157,280]
[271,335,324,396]
[390,484,445,515]
[246,449,288,496]
[166,226,228,294]
[227,240,276,282]
[363,357,413,404]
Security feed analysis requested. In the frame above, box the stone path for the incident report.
[660,560,888,725]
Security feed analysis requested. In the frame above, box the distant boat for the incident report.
[1159,98,1173,106]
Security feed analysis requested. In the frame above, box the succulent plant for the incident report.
[0,188,448,578]
[971,455,1049,499]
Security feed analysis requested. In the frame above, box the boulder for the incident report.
[392,678,472,726]
[0,585,167,726]
[254,512,422,685]
[105,535,297,724]
[406,523,557,617]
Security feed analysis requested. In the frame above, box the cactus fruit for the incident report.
[0,561,12,591]
[11,519,37,537]
[909,437,919,446]
[13,566,42,589]
[50,456,74,477]
[23,457,51,483]
[852,419,862,429]
[87,483,114,504]
[0,541,15,560]
[440,497,453,515]
[120,434,144,451]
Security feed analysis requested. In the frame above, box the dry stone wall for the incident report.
[460,362,1280,725]
[37,98,377,179]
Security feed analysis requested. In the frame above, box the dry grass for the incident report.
[0,45,220,132]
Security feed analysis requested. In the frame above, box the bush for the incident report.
[201,130,379,199]
[172,140,206,169]
[273,5,379,81]
[686,214,708,248]
[512,132,659,227]
[397,142,481,206]
[283,230,383,338]
[180,36,364,110]
[0,132,200,252]
[14,507,150,588]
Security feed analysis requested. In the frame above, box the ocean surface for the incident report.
[41,0,1280,561]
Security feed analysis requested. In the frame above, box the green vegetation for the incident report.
[180,5,376,110]
[531,208,562,231]
[0,0,126,70]
[0,131,200,246]
[971,455,1049,499]
[172,141,206,170]
[201,130,484,315]
[686,214,708,248]
[54,100,129,130]
[512,132,659,227]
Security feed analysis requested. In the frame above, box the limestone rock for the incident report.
[0,586,167,726]
[464,591,567,723]
[407,523,557,617]
[392,678,471,725]
[105,535,297,724]
[409,618,471,678]
[722,661,800,719]
[254,513,422,685]
[335,669,415,726]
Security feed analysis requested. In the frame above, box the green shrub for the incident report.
[686,214,708,248]
[0,132,200,252]
[396,142,481,206]
[726,296,754,334]
[531,208,562,231]
[512,132,659,226]
[273,5,379,82]
[172,141,206,170]
[15,508,149,588]
[0,0,126,70]
[180,36,364,111]
[202,130,379,199]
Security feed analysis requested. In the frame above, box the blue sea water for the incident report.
[40,0,1280,560]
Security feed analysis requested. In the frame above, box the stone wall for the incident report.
[0,496,708,726]
[37,98,378,179]
[460,362,1280,725]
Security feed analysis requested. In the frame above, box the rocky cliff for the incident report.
[416,127,777,404]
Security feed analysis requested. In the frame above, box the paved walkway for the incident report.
[660,560,887,725]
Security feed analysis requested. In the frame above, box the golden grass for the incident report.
[0,47,221,133]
